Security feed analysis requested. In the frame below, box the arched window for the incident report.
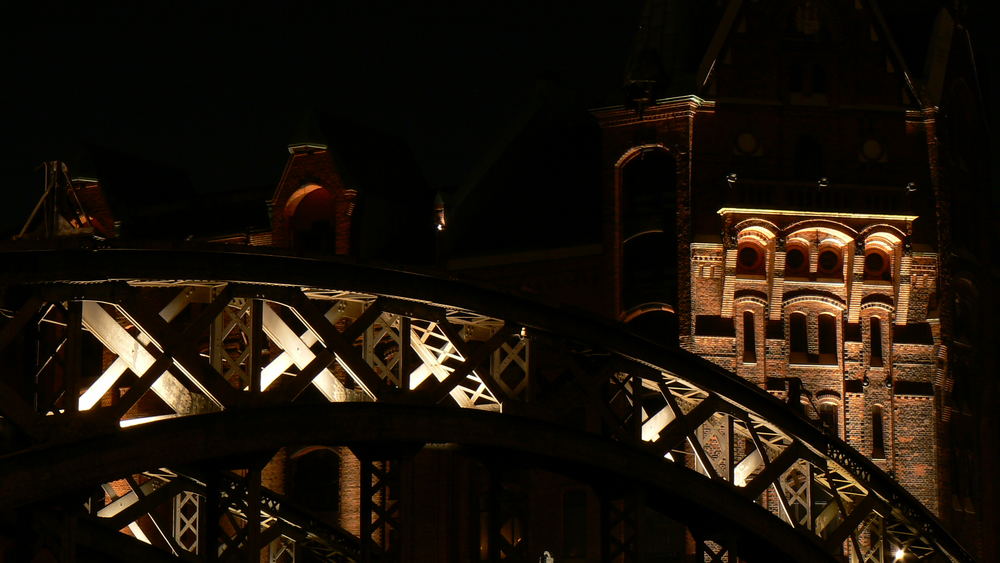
[285,183,336,253]
[785,244,809,277]
[622,232,674,312]
[817,246,842,279]
[819,401,838,435]
[620,149,678,317]
[870,316,884,367]
[871,405,886,459]
[743,311,757,364]
[621,149,676,240]
[736,241,766,276]
[818,313,837,364]
[864,249,891,281]
[789,312,808,363]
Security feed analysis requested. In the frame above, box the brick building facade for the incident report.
[590,0,995,558]
[12,1,992,560]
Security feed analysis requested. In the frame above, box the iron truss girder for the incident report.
[0,247,973,563]
[82,466,359,562]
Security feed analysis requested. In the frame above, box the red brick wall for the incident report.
[269,146,356,255]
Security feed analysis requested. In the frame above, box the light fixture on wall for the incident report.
[726,172,738,188]
[817,177,830,189]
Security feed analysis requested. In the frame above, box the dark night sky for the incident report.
[0,2,994,235]
[0,2,643,233]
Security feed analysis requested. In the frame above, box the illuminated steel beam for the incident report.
[0,248,973,563]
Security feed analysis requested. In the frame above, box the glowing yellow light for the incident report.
[717,207,918,222]
[119,414,179,428]
[894,548,906,561]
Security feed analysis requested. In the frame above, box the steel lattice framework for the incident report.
[0,247,972,562]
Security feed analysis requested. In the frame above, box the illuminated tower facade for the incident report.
[595,0,994,557]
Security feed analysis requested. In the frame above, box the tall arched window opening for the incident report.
[870,317,884,367]
[619,149,678,321]
[285,184,336,254]
[818,314,837,364]
[743,311,757,364]
[621,149,676,239]
[790,312,808,363]
[817,247,842,280]
[871,406,886,459]
[819,402,838,435]
[622,233,672,311]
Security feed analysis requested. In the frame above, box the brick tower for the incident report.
[594,0,994,557]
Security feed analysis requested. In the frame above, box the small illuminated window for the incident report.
[736,242,765,275]
[739,246,759,268]
[785,246,809,276]
[817,248,841,277]
[864,249,891,281]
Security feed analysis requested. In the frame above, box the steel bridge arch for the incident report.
[0,247,972,562]
[2,403,831,562]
